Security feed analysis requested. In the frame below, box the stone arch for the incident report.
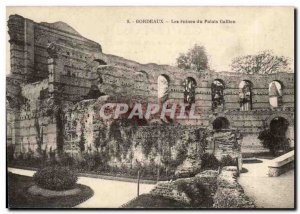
[182,72,199,83]
[265,113,293,127]
[211,79,225,111]
[265,114,294,145]
[152,71,172,84]
[239,80,253,111]
[212,117,230,130]
[269,80,283,108]
[183,77,197,105]
[268,116,293,145]
[157,74,170,101]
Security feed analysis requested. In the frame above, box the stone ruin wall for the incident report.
[7,14,101,83]
[93,61,294,151]
[7,14,102,153]
[62,98,241,171]
[6,15,295,156]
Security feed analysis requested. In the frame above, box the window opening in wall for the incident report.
[211,79,225,111]
[239,80,253,111]
[184,77,196,105]
[269,81,283,108]
[157,74,169,102]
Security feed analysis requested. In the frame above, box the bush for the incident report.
[201,153,219,170]
[33,166,78,191]
[220,155,237,167]
[258,129,290,156]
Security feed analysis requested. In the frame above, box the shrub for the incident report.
[201,153,219,170]
[33,166,78,191]
[220,155,237,167]
[258,129,290,156]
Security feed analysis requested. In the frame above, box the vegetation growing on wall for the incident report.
[34,117,43,155]
[9,121,240,181]
[55,106,65,156]
[79,126,85,153]
[94,124,106,152]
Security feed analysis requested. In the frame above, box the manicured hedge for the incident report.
[33,166,78,191]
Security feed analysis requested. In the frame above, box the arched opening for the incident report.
[213,117,230,130]
[184,77,196,105]
[157,74,169,101]
[239,80,253,111]
[270,117,289,137]
[211,79,225,111]
[269,81,283,108]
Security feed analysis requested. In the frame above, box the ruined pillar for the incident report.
[8,15,35,82]
[47,43,63,99]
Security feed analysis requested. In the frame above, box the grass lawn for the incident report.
[7,173,94,208]
[122,194,191,208]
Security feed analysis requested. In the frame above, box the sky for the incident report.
[6,7,294,73]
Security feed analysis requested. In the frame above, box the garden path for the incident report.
[238,159,294,208]
[8,167,155,208]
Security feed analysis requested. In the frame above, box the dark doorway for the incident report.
[270,117,289,137]
[213,117,229,130]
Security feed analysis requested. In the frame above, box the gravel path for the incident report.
[8,167,155,208]
[238,159,294,208]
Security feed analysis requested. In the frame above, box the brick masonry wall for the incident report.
[6,15,295,155]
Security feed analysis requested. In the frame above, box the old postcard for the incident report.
[6,6,295,209]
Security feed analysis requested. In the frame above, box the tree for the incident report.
[176,44,209,72]
[231,51,292,74]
